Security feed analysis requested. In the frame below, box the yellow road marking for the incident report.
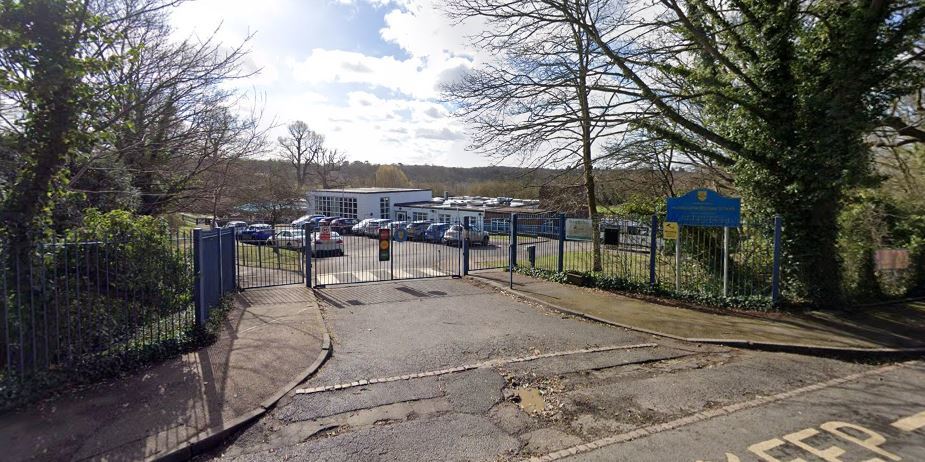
[891,410,925,432]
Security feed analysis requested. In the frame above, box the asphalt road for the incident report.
[204,278,925,461]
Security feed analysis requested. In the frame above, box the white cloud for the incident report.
[168,0,494,167]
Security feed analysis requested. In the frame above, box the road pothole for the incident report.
[514,388,545,413]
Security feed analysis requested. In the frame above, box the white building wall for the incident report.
[309,189,433,219]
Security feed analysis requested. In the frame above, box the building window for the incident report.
[315,195,357,218]
[380,197,390,219]
[396,211,407,220]
[438,213,452,223]
[412,212,428,221]
[339,197,357,218]
[316,196,334,216]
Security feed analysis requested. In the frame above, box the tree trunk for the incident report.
[777,193,845,307]
[573,24,601,272]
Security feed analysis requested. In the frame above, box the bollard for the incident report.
[527,245,536,268]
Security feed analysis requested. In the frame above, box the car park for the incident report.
[423,223,451,243]
[442,225,490,246]
[310,231,344,257]
[406,221,432,240]
[268,229,305,249]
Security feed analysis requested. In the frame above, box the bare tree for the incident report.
[311,147,347,189]
[45,0,273,217]
[278,120,324,189]
[444,0,629,270]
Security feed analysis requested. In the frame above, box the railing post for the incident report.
[675,225,682,292]
[511,213,518,268]
[558,214,566,273]
[193,228,205,328]
[217,227,224,297]
[722,226,729,297]
[771,215,782,305]
[230,228,237,290]
[462,217,470,276]
[649,214,658,288]
[304,223,312,288]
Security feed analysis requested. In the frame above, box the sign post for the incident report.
[666,189,742,294]
[378,228,391,262]
[675,228,681,291]
[319,223,331,241]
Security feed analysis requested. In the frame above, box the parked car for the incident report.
[331,218,359,235]
[239,223,272,241]
[406,221,432,241]
[224,221,247,235]
[292,214,324,228]
[442,225,490,246]
[363,219,392,237]
[423,223,451,243]
[268,229,305,249]
[310,231,344,257]
[352,218,376,234]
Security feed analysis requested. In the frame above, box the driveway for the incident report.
[206,278,925,461]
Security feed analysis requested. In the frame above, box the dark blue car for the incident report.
[423,223,451,243]
[406,221,432,241]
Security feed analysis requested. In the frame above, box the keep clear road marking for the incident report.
[891,410,925,432]
[531,361,922,462]
[697,409,925,462]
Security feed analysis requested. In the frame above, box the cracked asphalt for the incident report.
[204,278,925,462]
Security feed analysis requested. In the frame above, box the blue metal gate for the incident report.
[193,227,236,325]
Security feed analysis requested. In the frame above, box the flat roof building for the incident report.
[394,196,546,229]
[308,188,432,219]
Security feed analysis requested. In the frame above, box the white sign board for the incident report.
[320,224,332,241]
[565,219,593,241]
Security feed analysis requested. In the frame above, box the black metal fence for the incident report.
[312,219,463,286]
[235,224,306,289]
[2,227,237,399]
[496,213,782,303]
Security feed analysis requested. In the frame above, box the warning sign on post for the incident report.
[664,222,679,240]
[320,224,331,241]
[378,228,391,261]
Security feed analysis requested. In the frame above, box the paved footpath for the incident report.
[204,278,925,461]
[472,270,925,351]
[0,285,327,462]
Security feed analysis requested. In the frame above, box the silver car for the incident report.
[363,219,392,237]
[310,231,344,257]
[268,230,305,249]
[442,225,490,246]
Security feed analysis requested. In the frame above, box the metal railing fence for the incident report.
[1,230,199,391]
[505,213,781,303]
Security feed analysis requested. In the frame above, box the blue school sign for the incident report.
[667,189,741,227]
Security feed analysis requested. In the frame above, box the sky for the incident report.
[170,0,492,167]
